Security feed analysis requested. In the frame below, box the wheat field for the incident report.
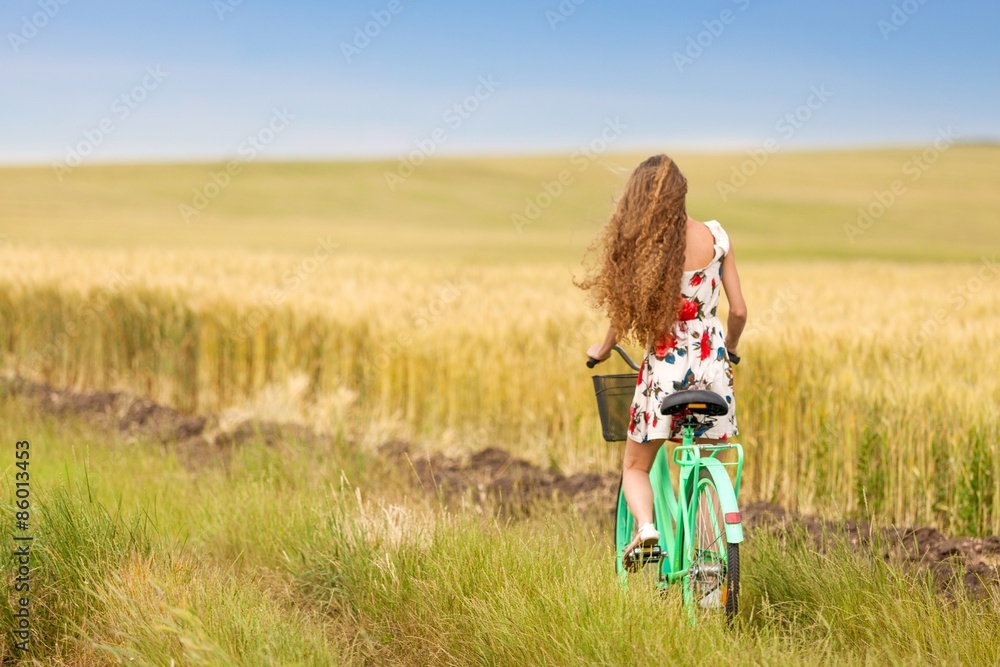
[0,253,998,534]
[1,147,999,535]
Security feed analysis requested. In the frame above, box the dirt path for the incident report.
[6,377,998,597]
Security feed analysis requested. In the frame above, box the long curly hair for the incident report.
[577,154,688,348]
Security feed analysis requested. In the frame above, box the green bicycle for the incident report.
[588,345,744,620]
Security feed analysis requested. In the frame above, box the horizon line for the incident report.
[1,138,997,170]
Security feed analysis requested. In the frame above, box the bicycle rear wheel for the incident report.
[685,468,739,618]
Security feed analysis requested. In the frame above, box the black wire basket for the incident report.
[592,373,639,442]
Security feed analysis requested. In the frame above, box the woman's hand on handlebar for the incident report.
[586,342,611,367]
[587,326,619,367]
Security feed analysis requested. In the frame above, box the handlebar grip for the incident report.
[728,351,741,365]
[586,357,599,368]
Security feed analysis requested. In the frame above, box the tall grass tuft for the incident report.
[0,480,152,658]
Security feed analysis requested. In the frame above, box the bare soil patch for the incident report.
[379,440,619,515]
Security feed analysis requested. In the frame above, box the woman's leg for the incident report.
[622,438,665,527]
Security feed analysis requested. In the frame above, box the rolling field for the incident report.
[2,147,1000,663]
[2,145,999,262]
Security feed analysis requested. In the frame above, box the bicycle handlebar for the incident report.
[587,345,741,369]
[586,344,641,371]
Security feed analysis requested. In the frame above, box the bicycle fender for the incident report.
[700,458,744,543]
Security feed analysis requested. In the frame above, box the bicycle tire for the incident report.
[686,467,739,619]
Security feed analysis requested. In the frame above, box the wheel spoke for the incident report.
[690,475,733,614]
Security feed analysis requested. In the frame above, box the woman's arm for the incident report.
[587,326,618,361]
[720,244,747,354]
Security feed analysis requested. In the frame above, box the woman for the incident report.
[579,154,747,562]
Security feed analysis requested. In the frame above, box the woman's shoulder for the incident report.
[703,219,731,255]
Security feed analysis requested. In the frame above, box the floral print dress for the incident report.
[627,219,738,443]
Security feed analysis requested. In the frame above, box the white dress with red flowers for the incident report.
[627,219,737,443]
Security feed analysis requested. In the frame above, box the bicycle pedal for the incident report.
[628,545,661,565]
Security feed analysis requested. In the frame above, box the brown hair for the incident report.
[577,154,688,348]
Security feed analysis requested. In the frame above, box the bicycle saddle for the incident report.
[659,390,729,416]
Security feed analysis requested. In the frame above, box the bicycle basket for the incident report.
[592,373,639,442]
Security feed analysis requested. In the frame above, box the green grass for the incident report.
[3,391,999,665]
[2,145,998,263]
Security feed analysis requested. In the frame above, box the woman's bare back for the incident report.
[683,217,716,271]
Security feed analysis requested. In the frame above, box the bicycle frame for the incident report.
[648,422,744,586]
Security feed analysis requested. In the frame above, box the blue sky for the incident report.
[1,0,997,164]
